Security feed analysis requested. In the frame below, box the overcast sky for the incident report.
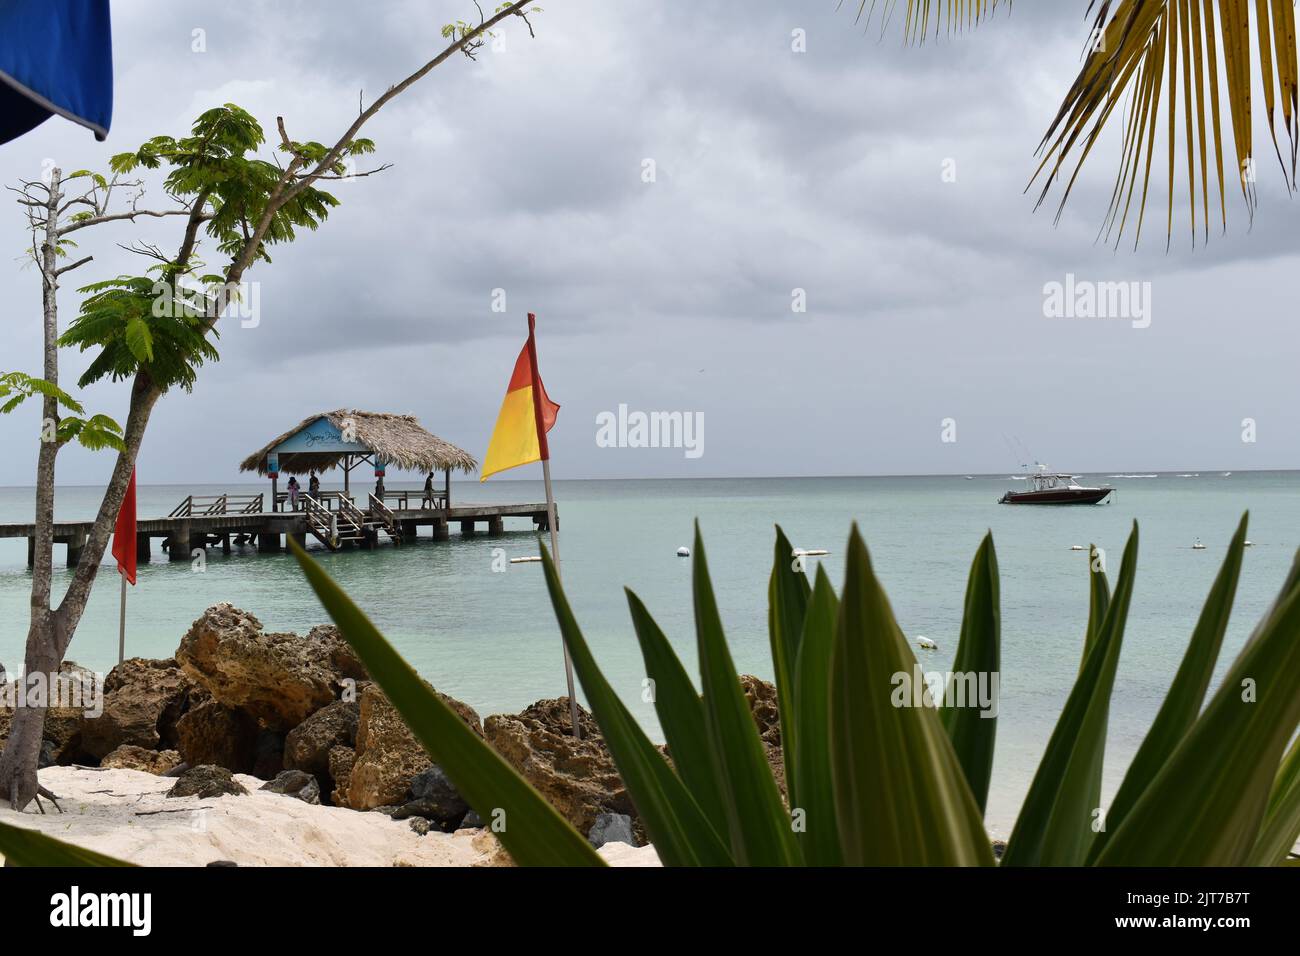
[1,0,1296,485]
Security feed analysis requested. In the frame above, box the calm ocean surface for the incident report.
[2,472,1296,834]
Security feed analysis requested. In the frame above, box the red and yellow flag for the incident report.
[481,313,559,481]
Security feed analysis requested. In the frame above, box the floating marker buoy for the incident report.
[792,548,829,557]
[677,546,690,557]
[1245,540,1254,547]
[917,636,937,650]
[1192,539,1206,550]
[509,556,542,564]
[1070,545,1084,551]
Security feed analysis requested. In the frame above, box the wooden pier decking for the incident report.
[0,492,556,567]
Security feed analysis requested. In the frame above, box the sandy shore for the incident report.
[0,766,660,867]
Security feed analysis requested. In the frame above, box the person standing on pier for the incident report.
[421,472,435,509]
[287,475,300,510]
[374,474,385,500]
[309,472,320,496]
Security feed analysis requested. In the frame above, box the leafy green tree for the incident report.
[0,0,539,812]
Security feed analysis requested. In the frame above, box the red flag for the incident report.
[112,469,137,585]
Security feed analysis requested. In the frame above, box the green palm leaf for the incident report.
[769,524,811,810]
[1089,513,1247,860]
[830,525,993,865]
[1096,548,1300,865]
[288,539,604,867]
[940,531,1000,815]
[0,820,132,867]
[626,589,731,841]
[692,522,801,865]
[793,565,843,864]
[539,547,733,866]
[1003,523,1139,866]
[1248,735,1300,866]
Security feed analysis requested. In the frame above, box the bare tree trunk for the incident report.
[0,169,65,808]
[0,1,536,810]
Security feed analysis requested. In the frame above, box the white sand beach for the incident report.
[0,767,660,867]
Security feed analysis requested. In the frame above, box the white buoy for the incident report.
[917,636,937,650]
[1192,538,1206,550]
[1245,540,1254,547]
[676,546,691,557]
[509,556,542,564]
[1070,544,1084,551]
[792,548,829,557]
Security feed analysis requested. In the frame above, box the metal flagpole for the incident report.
[542,456,581,740]
[117,573,127,665]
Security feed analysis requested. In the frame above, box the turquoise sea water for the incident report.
[1,472,1296,834]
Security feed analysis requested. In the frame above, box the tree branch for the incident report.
[54,255,93,276]
[57,207,199,237]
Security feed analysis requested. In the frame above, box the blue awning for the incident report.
[0,0,112,145]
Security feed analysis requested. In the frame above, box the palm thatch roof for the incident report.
[239,409,478,476]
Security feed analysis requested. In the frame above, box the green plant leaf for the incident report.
[288,539,603,867]
[792,565,843,865]
[538,547,733,866]
[769,524,811,811]
[124,316,154,363]
[940,531,1000,815]
[1004,522,1139,867]
[1082,543,1111,671]
[1249,735,1300,866]
[0,820,133,866]
[830,525,994,866]
[626,589,731,841]
[1090,513,1248,860]
[692,522,801,865]
[1097,549,1300,866]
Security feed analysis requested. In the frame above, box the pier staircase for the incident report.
[367,494,403,545]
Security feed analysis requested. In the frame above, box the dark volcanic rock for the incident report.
[80,657,193,759]
[167,764,248,799]
[259,769,321,805]
[588,812,636,849]
[284,699,359,791]
[251,729,285,780]
[176,699,258,773]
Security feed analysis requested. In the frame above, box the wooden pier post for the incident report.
[289,531,307,550]
[430,518,448,541]
[459,519,476,537]
[222,534,231,555]
[401,519,418,540]
[136,532,152,562]
[66,530,87,568]
[27,536,35,569]
[169,520,192,562]
[258,532,282,554]
[488,516,503,536]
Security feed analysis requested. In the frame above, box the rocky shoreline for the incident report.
[0,603,783,863]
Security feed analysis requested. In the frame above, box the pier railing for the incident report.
[169,493,265,518]
[368,494,401,541]
[336,496,368,542]
[374,490,446,511]
[301,495,337,549]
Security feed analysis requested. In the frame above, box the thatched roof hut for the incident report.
[240,409,478,478]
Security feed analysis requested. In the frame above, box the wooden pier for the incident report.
[0,492,556,567]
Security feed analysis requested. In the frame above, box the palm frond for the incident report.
[849,0,1011,44]
[1031,0,1299,248]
